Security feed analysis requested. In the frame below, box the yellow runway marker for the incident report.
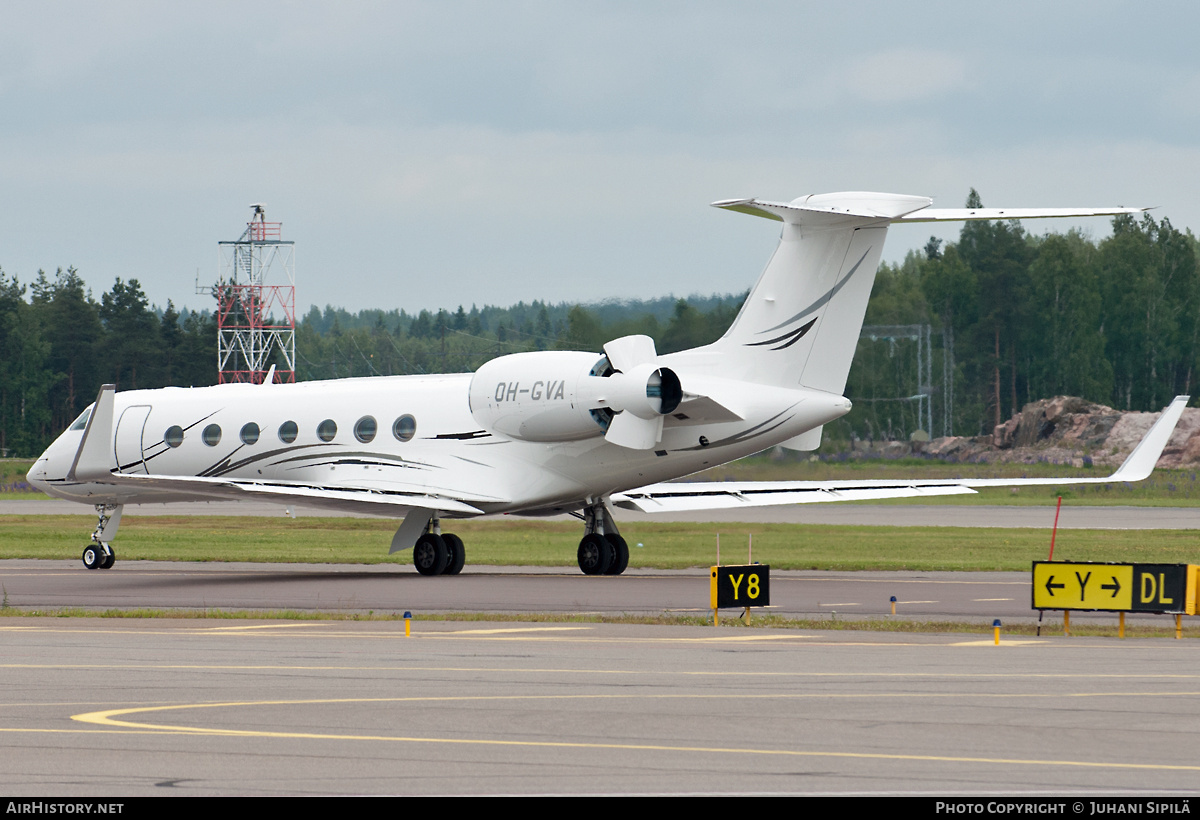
[203,623,330,631]
[56,694,1200,774]
[698,634,814,642]
[442,627,591,635]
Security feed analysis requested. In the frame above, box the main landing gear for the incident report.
[82,503,122,570]
[412,518,466,577]
[576,501,628,576]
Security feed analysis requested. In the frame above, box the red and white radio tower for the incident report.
[206,204,296,384]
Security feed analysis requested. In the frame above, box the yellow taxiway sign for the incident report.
[1033,562,1195,614]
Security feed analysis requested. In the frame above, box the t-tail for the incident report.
[700,191,1149,395]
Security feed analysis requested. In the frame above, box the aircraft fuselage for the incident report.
[28,367,849,517]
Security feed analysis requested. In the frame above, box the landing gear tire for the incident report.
[604,534,628,576]
[443,533,465,575]
[413,533,449,576]
[578,533,614,575]
[82,544,103,570]
[99,545,115,570]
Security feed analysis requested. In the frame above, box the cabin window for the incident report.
[278,421,298,443]
[317,419,337,442]
[393,414,416,442]
[202,424,222,447]
[240,422,260,445]
[354,416,377,443]
[164,426,184,448]
[69,406,93,431]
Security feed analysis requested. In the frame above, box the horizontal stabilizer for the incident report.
[712,193,931,225]
[714,196,1149,226]
[895,206,1150,223]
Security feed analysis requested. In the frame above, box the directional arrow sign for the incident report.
[1033,562,1195,613]
[1033,563,1133,611]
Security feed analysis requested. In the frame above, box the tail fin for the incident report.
[705,192,930,393]
[702,192,1150,395]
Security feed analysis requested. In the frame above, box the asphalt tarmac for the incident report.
[0,559,1035,619]
[3,500,1197,795]
[2,618,1198,796]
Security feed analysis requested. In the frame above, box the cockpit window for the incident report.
[69,406,93,431]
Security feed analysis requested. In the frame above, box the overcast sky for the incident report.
[3,1,1199,316]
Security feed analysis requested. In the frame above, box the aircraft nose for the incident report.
[26,455,50,492]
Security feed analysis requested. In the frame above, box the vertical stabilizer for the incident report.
[703,192,930,393]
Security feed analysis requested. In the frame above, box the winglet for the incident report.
[66,384,116,482]
[1109,396,1189,482]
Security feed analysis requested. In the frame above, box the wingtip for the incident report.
[1109,395,1190,482]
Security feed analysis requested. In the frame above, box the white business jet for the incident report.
[26,191,1188,576]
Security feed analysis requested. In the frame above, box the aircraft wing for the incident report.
[613,396,1189,514]
[91,472,490,517]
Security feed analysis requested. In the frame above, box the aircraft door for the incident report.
[114,405,152,474]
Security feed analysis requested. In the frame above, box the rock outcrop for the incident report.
[940,398,1195,468]
[852,396,1200,468]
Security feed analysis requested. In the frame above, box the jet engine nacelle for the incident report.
[469,351,610,442]
[468,349,683,445]
[579,362,682,420]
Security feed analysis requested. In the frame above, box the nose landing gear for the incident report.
[82,504,122,570]
[82,542,115,570]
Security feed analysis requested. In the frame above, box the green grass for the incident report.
[0,458,40,499]
[2,514,1198,571]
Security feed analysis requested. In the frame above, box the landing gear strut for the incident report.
[412,515,466,577]
[576,501,628,576]
[82,504,121,570]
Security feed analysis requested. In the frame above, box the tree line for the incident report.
[852,190,1200,441]
[2,190,1196,456]
[0,267,216,456]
